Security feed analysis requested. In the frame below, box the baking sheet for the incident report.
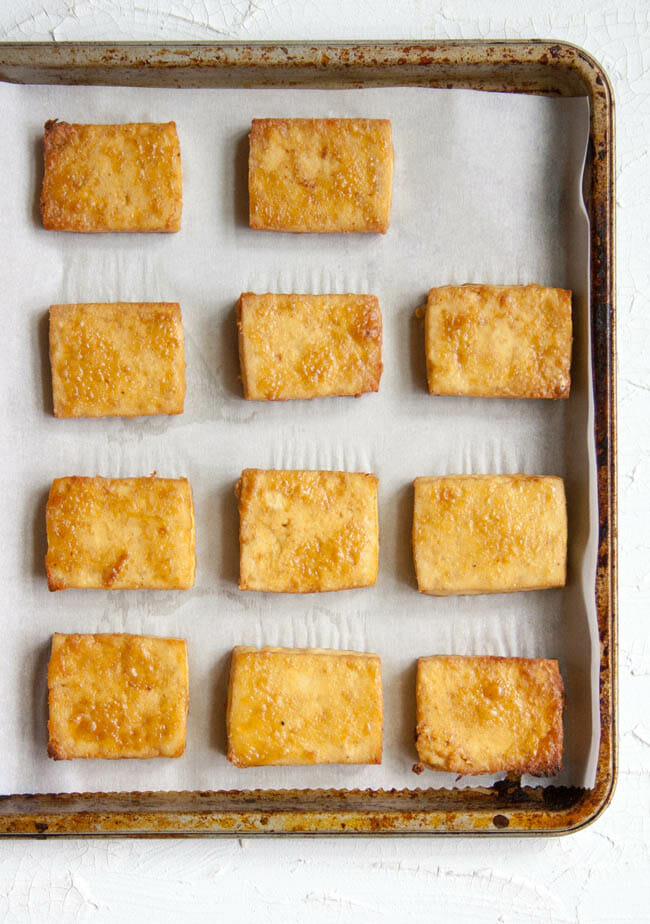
[0,82,597,793]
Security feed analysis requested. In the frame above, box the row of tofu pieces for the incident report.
[40,118,393,234]
[42,119,571,404]
[48,635,564,777]
[45,471,567,594]
[49,285,572,416]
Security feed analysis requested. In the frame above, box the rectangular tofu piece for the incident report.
[45,476,196,590]
[237,469,379,593]
[415,655,564,776]
[50,302,186,417]
[47,633,189,760]
[413,475,567,595]
[41,120,182,232]
[425,284,572,398]
[249,118,393,233]
[227,646,383,766]
[237,292,382,400]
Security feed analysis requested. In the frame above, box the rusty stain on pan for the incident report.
[0,40,616,837]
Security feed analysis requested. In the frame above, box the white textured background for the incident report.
[0,2,647,922]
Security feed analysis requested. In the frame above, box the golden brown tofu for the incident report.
[248,118,393,233]
[237,292,383,400]
[227,646,383,766]
[41,120,182,232]
[424,284,572,398]
[415,655,564,776]
[45,476,196,591]
[413,475,567,595]
[47,633,189,760]
[49,302,186,418]
[237,469,379,593]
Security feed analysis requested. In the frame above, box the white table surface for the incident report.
[0,2,647,921]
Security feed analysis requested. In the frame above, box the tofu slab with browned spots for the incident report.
[47,633,189,760]
[415,655,564,776]
[40,120,182,232]
[45,476,196,590]
[424,284,572,398]
[49,302,185,418]
[236,469,379,592]
[248,118,393,233]
[412,474,567,595]
[227,646,383,766]
[237,292,382,400]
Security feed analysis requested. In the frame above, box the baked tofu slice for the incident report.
[413,475,567,595]
[248,118,393,233]
[227,646,383,766]
[237,468,379,593]
[45,476,196,590]
[49,302,186,418]
[237,292,383,400]
[41,120,182,232]
[424,284,572,398]
[415,655,564,776]
[47,633,189,760]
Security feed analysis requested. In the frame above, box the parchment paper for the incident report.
[0,82,597,793]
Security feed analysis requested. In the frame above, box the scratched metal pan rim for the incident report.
[0,39,616,836]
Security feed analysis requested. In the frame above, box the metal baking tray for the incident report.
[0,40,616,836]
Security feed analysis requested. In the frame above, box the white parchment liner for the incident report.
[0,83,597,793]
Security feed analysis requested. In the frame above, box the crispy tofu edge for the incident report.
[380,119,394,234]
[225,646,244,767]
[411,474,567,596]
[46,633,66,759]
[414,655,565,776]
[171,302,187,414]
[45,479,65,592]
[225,646,383,768]
[40,120,183,234]
[236,294,251,400]
[47,633,190,760]
[48,305,64,418]
[44,475,197,592]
